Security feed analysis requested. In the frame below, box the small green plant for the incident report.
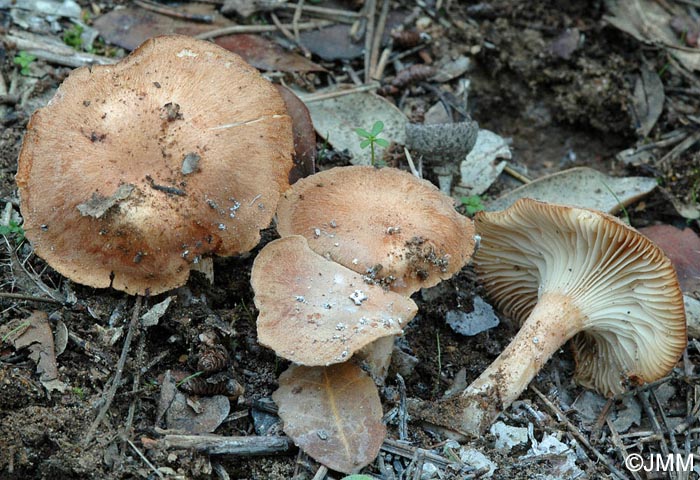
[1,320,30,343]
[63,24,85,50]
[72,386,86,400]
[13,51,36,76]
[0,220,25,244]
[600,181,630,225]
[176,371,204,388]
[356,121,389,166]
[461,195,485,217]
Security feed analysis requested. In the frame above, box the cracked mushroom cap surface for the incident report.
[16,35,294,295]
[276,166,476,295]
[474,198,686,397]
[251,235,418,366]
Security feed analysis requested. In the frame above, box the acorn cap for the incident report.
[251,235,418,366]
[16,35,294,295]
[276,166,476,295]
[474,198,686,396]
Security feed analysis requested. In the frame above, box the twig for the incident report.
[503,165,532,184]
[381,438,457,471]
[658,130,700,168]
[607,419,643,480]
[292,0,305,45]
[363,0,376,84]
[278,3,361,18]
[134,0,214,23]
[404,147,422,178]
[270,13,311,58]
[374,46,392,81]
[128,439,164,479]
[83,296,143,445]
[195,20,333,39]
[311,465,328,480]
[0,291,63,304]
[531,386,628,480]
[300,82,380,102]
[7,30,116,68]
[638,390,674,479]
[121,330,147,442]
[369,0,390,81]
[154,433,295,455]
[396,374,408,441]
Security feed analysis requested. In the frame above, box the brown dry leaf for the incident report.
[640,224,700,294]
[274,84,316,183]
[10,311,67,393]
[215,34,325,73]
[631,65,664,137]
[251,236,418,366]
[273,363,386,474]
[165,392,230,434]
[94,6,231,51]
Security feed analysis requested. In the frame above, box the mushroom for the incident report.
[251,235,418,366]
[276,166,476,295]
[16,35,294,295]
[430,198,686,436]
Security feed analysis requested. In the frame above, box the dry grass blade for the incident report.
[273,362,386,474]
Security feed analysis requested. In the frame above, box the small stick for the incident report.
[156,433,295,455]
[311,465,328,480]
[369,0,390,80]
[134,0,214,23]
[195,20,333,40]
[607,419,643,480]
[396,374,408,441]
[292,0,305,45]
[532,386,628,480]
[503,165,531,184]
[83,296,143,445]
[270,13,311,58]
[128,439,165,479]
[404,148,421,178]
[363,0,376,84]
[0,292,63,304]
[278,3,361,18]
[374,46,392,81]
[301,82,380,102]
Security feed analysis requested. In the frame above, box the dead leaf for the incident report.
[141,296,174,327]
[639,224,700,294]
[251,236,417,366]
[166,392,230,434]
[10,311,67,393]
[455,129,510,196]
[275,84,316,183]
[486,167,657,214]
[303,91,408,166]
[94,6,231,51]
[354,336,395,385]
[273,363,386,474]
[298,25,365,61]
[215,34,325,73]
[604,0,700,71]
[631,65,664,137]
[77,184,134,219]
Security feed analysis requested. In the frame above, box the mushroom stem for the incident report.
[457,292,584,435]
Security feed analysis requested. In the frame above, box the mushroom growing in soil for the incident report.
[16,35,294,295]
[251,235,418,366]
[425,198,686,436]
[276,166,476,295]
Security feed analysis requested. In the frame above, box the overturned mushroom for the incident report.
[427,198,686,436]
[276,166,476,295]
[251,235,418,366]
[16,35,294,294]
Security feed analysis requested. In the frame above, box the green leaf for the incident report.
[360,139,371,148]
[374,138,389,148]
[355,128,371,138]
[370,120,384,136]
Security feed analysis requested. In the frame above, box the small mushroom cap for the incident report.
[251,235,418,366]
[276,166,476,295]
[474,198,686,396]
[16,35,294,295]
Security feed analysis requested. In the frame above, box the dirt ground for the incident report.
[1,1,700,479]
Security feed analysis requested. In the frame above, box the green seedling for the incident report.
[461,195,485,217]
[356,120,389,166]
[1,321,30,343]
[72,386,86,400]
[13,51,36,76]
[0,220,25,244]
[63,24,85,50]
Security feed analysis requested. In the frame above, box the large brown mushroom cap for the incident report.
[251,235,418,366]
[276,166,476,295]
[16,35,294,295]
[474,198,686,396]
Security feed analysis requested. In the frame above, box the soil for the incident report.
[1,1,700,479]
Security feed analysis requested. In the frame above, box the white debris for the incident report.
[459,447,496,478]
[349,290,368,305]
[490,421,529,452]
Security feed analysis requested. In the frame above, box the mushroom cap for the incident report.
[16,35,294,295]
[276,166,476,295]
[474,198,686,396]
[251,235,418,366]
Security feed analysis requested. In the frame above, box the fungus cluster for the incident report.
[423,198,686,436]
[252,166,477,368]
[16,35,294,294]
